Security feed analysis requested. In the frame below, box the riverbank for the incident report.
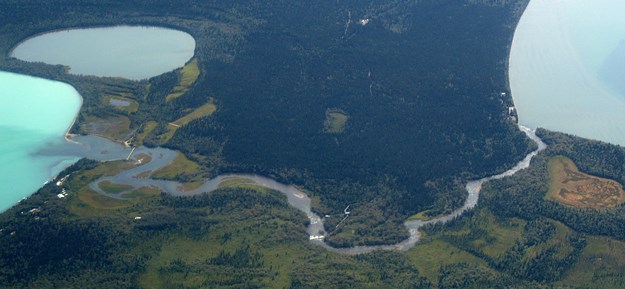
[86,125,546,254]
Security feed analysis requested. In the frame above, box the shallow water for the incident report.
[109,98,130,107]
[11,26,195,80]
[510,0,625,145]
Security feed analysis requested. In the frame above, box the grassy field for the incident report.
[218,177,256,188]
[425,209,525,259]
[471,212,526,258]
[166,58,200,102]
[407,239,487,284]
[136,121,158,145]
[323,108,348,133]
[176,180,205,192]
[547,156,625,209]
[134,189,316,288]
[559,236,625,288]
[159,101,217,143]
[72,189,133,213]
[75,160,135,180]
[121,186,161,199]
[151,152,200,180]
[98,180,134,194]
[217,177,272,193]
[139,236,224,288]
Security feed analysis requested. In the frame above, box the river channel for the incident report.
[4,22,549,254]
[80,125,546,254]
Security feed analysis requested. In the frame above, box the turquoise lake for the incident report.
[10,26,195,80]
[510,0,625,146]
[0,71,82,211]
[1,26,195,211]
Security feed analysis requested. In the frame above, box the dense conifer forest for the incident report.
[0,0,532,244]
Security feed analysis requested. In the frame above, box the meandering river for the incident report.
[84,125,545,254]
[3,20,550,253]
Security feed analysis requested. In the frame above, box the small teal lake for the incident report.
[0,71,82,211]
[510,0,625,146]
[10,26,195,80]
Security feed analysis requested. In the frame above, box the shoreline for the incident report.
[9,26,196,81]
[63,94,83,145]
[509,0,625,147]
[7,24,196,59]
[0,70,85,212]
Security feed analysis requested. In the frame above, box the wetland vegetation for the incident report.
[547,156,625,209]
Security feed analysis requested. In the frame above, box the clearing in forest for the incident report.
[151,152,200,180]
[547,156,625,209]
[158,101,217,143]
[323,108,348,133]
[166,58,200,102]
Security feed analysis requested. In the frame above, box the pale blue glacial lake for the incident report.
[510,0,625,145]
[11,26,195,80]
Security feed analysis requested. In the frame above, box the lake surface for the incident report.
[0,71,140,212]
[510,0,625,146]
[0,71,82,211]
[10,26,195,80]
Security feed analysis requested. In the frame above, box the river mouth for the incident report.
[1,25,196,210]
[10,26,196,80]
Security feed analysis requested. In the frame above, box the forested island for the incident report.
[1,0,625,288]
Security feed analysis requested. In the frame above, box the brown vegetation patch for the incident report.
[547,156,625,209]
[81,115,131,141]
